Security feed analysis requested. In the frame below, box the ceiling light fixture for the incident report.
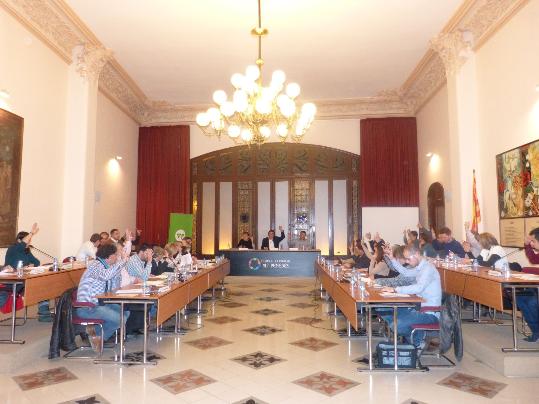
[426,152,433,157]
[196,0,316,145]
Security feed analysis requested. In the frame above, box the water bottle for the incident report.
[52,258,58,272]
[142,279,149,295]
[16,260,24,278]
[84,256,89,267]
[503,262,511,279]
[435,254,440,266]
[472,259,478,272]
[453,256,458,269]
[69,256,74,269]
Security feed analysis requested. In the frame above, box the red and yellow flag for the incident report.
[471,169,481,233]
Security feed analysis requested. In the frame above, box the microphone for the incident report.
[28,245,57,263]
[490,247,524,269]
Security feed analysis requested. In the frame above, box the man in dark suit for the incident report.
[261,226,285,250]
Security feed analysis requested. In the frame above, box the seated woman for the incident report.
[462,232,507,269]
[237,232,254,249]
[419,232,437,258]
[362,241,392,279]
[151,246,172,275]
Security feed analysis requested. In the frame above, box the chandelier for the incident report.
[195,0,316,145]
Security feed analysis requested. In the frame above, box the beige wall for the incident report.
[416,85,452,228]
[93,92,139,235]
[475,0,539,238]
[0,8,68,259]
[190,119,360,158]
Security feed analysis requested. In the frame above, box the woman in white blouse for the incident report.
[462,232,507,269]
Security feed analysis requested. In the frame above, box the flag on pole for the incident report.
[471,169,481,233]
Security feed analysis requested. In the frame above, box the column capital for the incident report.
[74,44,113,82]
[430,31,472,77]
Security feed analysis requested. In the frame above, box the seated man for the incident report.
[342,242,370,269]
[261,226,285,250]
[294,231,311,250]
[516,228,539,342]
[76,233,101,261]
[237,232,254,249]
[3,223,51,322]
[431,227,466,258]
[380,244,442,349]
[76,243,130,351]
[125,244,153,282]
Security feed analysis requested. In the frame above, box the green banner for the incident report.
[168,213,193,243]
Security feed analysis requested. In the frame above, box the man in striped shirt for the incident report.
[76,243,130,350]
[126,244,153,281]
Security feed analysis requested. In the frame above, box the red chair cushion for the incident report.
[73,301,96,308]
[523,267,539,275]
[411,323,440,330]
[419,306,442,313]
[72,316,104,325]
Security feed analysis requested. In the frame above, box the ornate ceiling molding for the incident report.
[401,0,530,113]
[0,0,531,124]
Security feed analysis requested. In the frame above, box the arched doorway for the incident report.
[428,182,445,232]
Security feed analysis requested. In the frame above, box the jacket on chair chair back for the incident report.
[48,287,77,359]
[439,293,463,361]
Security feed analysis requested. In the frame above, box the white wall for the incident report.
[416,85,452,228]
[0,8,68,258]
[475,0,539,239]
[190,119,360,158]
[93,92,139,234]
[362,207,419,246]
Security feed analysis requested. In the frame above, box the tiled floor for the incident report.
[2,276,539,403]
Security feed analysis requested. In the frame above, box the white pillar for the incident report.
[60,45,111,259]
[431,33,484,240]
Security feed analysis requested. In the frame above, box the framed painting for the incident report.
[496,139,539,219]
[0,108,23,247]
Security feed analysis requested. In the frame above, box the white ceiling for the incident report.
[67,0,462,105]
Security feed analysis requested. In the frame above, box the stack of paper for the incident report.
[380,292,410,298]
[115,288,143,294]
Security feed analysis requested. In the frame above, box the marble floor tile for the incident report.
[256,296,281,302]
[228,291,252,297]
[436,371,507,399]
[231,397,269,404]
[401,399,428,404]
[13,367,77,391]
[219,301,247,308]
[231,351,286,370]
[251,308,282,316]
[113,350,165,365]
[151,369,216,395]
[205,315,242,324]
[243,325,284,336]
[288,317,323,325]
[288,302,318,309]
[184,336,233,350]
[286,291,313,297]
[58,393,110,404]
[293,371,359,397]
[290,337,339,352]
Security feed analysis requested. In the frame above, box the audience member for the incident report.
[76,233,101,261]
[237,232,254,249]
[381,244,442,349]
[76,243,130,351]
[431,227,466,258]
[462,232,507,269]
[516,228,539,342]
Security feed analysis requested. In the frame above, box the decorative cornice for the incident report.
[75,44,112,82]
[401,0,530,113]
[0,0,532,123]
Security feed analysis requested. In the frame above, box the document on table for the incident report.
[512,273,539,280]
[380,292,410,298]
[116,288,143,294]
[146,280,165,286]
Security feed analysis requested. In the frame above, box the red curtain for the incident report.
[136,125,190,245]
[360,118,419,206]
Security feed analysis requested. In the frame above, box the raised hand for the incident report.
[31,222,39,235]
[464,221,470,231]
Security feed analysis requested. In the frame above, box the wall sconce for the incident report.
[426,152,433,158]
[536,84,539,92]
[115,156,123,161]
[0,89,11,112]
